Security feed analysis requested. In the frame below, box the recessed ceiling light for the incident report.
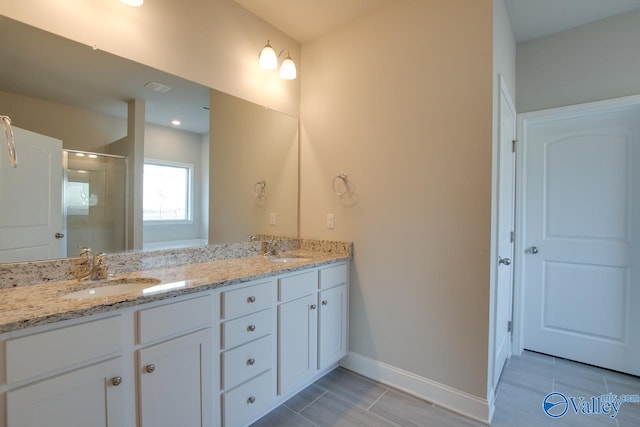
[120,0,143,6]
[75,153,85,157]
[171,120,181,126]
[88,154,98,159]
[144,81,172,93]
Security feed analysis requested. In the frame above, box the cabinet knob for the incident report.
[247,296,256,303]
[322,300,328,305]
[247,324,256,332]
[247,396,256,404]
[247,358,256,366]
[310,304,317,310]
[145,364,156,373]
[111,376,123,386]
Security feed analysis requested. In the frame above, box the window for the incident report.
[143,160,193,222]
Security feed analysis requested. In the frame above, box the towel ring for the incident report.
[332,174,350,196]
[254,180,267,199]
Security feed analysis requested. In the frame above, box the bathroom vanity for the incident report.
[0,245,350,427]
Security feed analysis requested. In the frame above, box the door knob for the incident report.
[528,246,539,254]
[111,376,122,386]
[498,257,511,266]
[55,232,65,239]
[145,364,156,373]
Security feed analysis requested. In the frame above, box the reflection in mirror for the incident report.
[64,150,126,256]
[0,16,299,263]
[210,90,299,244]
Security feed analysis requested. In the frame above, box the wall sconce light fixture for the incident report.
[259,40,297,80]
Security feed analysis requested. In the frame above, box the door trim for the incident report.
[513,93,640,355]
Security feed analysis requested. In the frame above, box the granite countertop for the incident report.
[0,251,349,334]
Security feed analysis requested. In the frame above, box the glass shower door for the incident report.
[64,150,126,256]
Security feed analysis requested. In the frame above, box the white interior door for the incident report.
[493,78,516,387]
[0,127,64,262]
[522,101,640,375]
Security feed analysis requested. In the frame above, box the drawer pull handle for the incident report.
[310,304,317,310]
[247,358,256,366]
[247,396,256,404]
[111,376,123,386]
[247,324,256,332]
[145,364,156,373]
[322,300,328,305]
[247,296,256,303]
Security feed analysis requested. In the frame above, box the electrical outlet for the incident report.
[327,213,335,229]
[269,212,276,225]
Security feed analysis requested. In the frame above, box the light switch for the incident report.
[327,213,335,229]
[269,212,276,225]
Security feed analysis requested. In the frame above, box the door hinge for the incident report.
[510,231,514,243]
[512,139,518,153]
[507,321,513,333]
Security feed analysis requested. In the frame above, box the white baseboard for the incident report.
[340,352,491,425]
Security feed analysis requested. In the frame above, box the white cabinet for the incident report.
[138,329,212,427]
[4,315,127,427]
[278,293,318,395]
[2,293,215,427]
[136,295,214,427]
[277,262,349,397]
[6,357,125,427]
[219,279,277,427]
[318,284,348,370]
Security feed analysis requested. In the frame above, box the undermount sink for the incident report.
[61,277,168,300]
[268,256,312,263]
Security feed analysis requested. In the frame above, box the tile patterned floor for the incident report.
[251,351,640,426]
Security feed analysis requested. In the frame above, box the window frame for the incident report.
[143,158,195,225]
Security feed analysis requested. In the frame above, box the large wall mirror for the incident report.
[0,16,298,263]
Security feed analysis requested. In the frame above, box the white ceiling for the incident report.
[234,0,640,44]
[505,0,640,42]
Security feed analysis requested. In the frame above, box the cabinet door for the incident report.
[7,357,125,427]
[138,329,213,427]
[318,284,348,370]
[278,294,317,395]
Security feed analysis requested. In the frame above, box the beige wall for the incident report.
[210,90,298,243]
[300,0,493,399]
[0,90,126,151]
[0,0,301,117]
[517,9,640,112]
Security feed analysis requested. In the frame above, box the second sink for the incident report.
[61,277,162,300]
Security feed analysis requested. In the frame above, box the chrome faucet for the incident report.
[78,247,109,280]
[263,238,279,257]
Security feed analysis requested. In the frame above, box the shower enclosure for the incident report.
[64,150,126,256]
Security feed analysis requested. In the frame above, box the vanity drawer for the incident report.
[222,370,274,427]
[319,263,348,289]
[221,281,274,319]
[5,315,122,384]
[137,295,213,345]
[278,271,316,302]
[221,334,272,390]
[221,308,272,350]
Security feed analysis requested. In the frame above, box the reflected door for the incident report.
[0,127,63,262]
[523,104,640,375]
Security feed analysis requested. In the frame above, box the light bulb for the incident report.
[259,42,278,70]
[279,56,297,80]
